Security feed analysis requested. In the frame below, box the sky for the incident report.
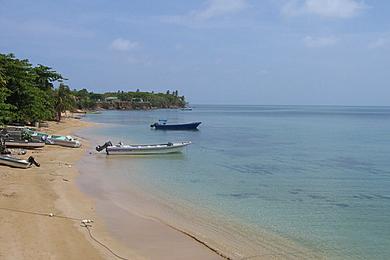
[1,0,389,105]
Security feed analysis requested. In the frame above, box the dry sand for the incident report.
[0,118,223,260]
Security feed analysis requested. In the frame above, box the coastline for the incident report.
[0,118,224,259]
[0,118,143,259]
[75,118,324,260]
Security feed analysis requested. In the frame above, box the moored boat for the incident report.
[96,141,191,155]
[0,155,40,169]
[150,120,201,130]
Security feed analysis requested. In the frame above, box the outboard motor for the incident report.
[150,123,157,128]
[96,141,113,152]
[27,156,40,167]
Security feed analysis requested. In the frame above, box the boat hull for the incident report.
[0,155,31,168]
[105,142,191,155]
[43,135,81,148]
[5,141,45,149]
[152,122,201,130]
[45,138,81,148]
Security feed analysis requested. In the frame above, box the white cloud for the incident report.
[282,0,365,18]
[162,0,248,25]
[192,0,248,20]
[110,38,139,51]
[368,38,389,49]
[303,36,338,47]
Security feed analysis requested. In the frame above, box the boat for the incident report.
[0,155,40,169]
[150,120,201,130]
[4,139,45,149]
[96,141,191,155]
[25,129,81,148]
[181,107,192,111]
[43,135,81,148]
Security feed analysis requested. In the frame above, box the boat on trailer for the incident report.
[150,120,201,130]
[0,155,40,169]
[96,141,191,155]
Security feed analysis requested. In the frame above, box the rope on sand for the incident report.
[82,223,128,260]
[0,207,128,260]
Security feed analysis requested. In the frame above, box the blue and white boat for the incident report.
[150,120,201,130]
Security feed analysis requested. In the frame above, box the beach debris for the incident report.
[81,219,94,227]
[18,149,27,155]
[64,163,72,168]
[62,178,69,182]
[49,213,54,217]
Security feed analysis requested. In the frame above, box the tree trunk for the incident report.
[57,110,61,122]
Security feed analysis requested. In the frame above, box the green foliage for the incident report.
[0,52,187,124]
[102,90,185,108]
[54,83,75,121]
[0,53,62,124]
[72,88,100,110]
[0,86,16,123]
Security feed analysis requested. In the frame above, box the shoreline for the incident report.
[0,118,142,259]
[75,119,324,260]
[0,116,324,259]
[0,118,225,259]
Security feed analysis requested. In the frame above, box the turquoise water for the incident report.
[79,105,390,259]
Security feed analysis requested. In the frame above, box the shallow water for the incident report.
[77,105,390,259]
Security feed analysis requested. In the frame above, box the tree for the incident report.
[31,64,64,91]
[54,83,75,121]
[0,86,15,124]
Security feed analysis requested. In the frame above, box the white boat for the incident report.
[0,155,40,169]
[43,135,81,148]
[96,141,191,155]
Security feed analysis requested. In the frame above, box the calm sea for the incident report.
[77,105,390,259]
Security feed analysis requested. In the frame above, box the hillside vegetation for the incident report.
[0,53,186,124]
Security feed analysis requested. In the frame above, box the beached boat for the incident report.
[43,135,81,148]
[4,139,45,149]
[150,120,201,130]
[0,155,40,169]
[96,141,191,155]
[26,129,81,148]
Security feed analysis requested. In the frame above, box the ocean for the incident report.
[76,105,390,259]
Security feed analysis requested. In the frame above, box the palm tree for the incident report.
[54,83,74,121]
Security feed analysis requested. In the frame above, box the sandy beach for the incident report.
[0,118,222,260]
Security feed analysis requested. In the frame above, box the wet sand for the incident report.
[0,118,224,259]
[77,125,324,260]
